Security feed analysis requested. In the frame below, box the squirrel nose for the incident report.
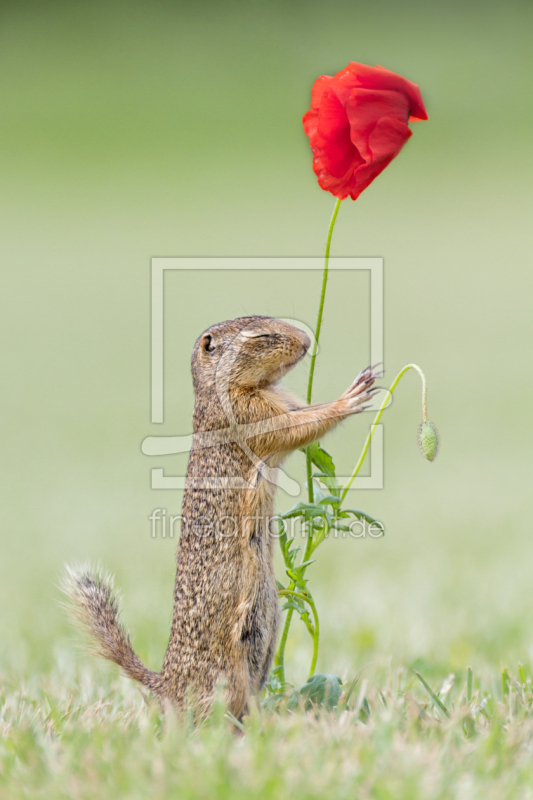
[300,332,311,352]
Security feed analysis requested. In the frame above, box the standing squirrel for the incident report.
[66,316,378,719]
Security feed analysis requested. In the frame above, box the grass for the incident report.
[3,653,533,798]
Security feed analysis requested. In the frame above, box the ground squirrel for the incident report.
[65,316,378,719]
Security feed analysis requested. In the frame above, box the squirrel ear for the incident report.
[201,333,216,353]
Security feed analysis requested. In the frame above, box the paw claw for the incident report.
[341,364,384,411]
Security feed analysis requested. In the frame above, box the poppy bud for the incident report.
[418,420,439,462]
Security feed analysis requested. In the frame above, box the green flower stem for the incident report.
[274,521,298,684]
[302,520,316,564]
[305,196,342,504]
[340,363,428,501]
[274,579,295,685]
[275,519,316,683]
[277,197,342,686]
[279,589,320,681]
[306,196,342,406]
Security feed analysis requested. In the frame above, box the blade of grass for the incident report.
[502,668,509,700]
[413,669,451,719]
[466,666,473,703]
[225,711,245,732]
[344,662,374,708]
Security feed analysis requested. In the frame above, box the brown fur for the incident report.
[64,316,377,719]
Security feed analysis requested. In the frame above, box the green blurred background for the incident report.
[1,0,532,686]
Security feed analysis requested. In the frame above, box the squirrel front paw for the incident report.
[339,364,382,415]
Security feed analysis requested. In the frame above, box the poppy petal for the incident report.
[346,89,411,161]
[317,90,363,178]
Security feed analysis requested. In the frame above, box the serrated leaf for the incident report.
[299,673,342,711]
[338,508,382,527]
[289,564,312,585]
[281,502,328,522]
[280,540,300,570]
[307,444,337,478]
[311,527,329,551]
[265,665,284,695]
[307,444,340,497]
[286,690,301,711]
[286,549,299,568]
[318,494,342,507]
[313,474,341,498]
[281,600,303,613]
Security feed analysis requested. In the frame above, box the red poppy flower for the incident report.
[303,62,428,201]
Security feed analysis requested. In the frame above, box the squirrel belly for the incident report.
[64,316,377,720]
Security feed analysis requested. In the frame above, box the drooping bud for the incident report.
[418,420,439,462]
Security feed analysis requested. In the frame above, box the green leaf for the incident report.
[300,610,311,627]
[313,474,341,495]
[281,502,328,522]
[280,599,302,613]
[261,693,288,712]
[338,508,383,528]
[286,568,308,587]
[286,690,301,711]
[284,546,300,569]
[287,562,315,587]
[279,534,300,569]
[318,494,342,507]
[300,673,343,711]
[307,443,337,478]
[310,526,330,552]
[313,474,339,494]
[307,443,341,498]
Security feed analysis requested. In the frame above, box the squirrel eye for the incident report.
[202,334,216,353]
[241,330,270,340]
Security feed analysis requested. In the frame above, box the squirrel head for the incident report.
[191,316,311,394]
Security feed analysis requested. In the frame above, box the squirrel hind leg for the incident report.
[62,563,163,695]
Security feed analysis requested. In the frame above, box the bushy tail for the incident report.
[63,564,163,694]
